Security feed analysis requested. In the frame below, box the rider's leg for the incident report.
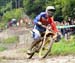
[30,38,42,50]
[27,29,42,54]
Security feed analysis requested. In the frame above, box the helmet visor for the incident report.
[47,10,55,17]
[47,9,56,12]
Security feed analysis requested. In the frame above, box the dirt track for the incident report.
[0,55,75,63]
[0,27,75,63]
[0,48,75,63]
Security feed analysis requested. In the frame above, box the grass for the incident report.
[0,36,18,52]
[50,35,75,56]
[0,23,6,29]
[0,46,7,51]
[3,36,18,44]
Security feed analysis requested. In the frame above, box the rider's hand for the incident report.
[46,25,51,30]
[37,22,46,28]
[37,22,47,28]
[37,22,52,30]
[37,22,42,25]
[47,26,51,30]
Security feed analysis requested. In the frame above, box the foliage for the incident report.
[23,0,75,19]
[0,2,12,13]
[23,0,46,18]
[0,0,12,15]
[51,35,75,56]
[2,8,24,22]
[0,23,6,29]
[0,0,75,21]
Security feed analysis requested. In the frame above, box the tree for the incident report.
[23,0,46,18]
[0,0,75,20]
[2,8,23,22]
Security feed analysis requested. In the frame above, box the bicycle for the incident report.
[27,25,55,59]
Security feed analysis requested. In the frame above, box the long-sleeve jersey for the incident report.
[33,12,58,33]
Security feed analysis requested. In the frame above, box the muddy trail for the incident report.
[0,47,75,63]
[0,49,75,63]
[0,27,75,63]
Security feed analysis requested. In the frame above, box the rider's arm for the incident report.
[37,22,47,28]
[48,17,59,33]
[33,12,47,29]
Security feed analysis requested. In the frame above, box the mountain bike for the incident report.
[27,26,55,59]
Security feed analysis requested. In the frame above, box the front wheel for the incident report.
[39,36,54,58]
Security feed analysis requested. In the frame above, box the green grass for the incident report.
[3,36,18,44]
[50,35,75,56]
[0,23,6,29]
[0,36,18,51]
[0,46,7,51]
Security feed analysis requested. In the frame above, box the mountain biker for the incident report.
[27,6,59,54]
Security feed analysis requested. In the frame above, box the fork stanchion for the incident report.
[39,29,48,58]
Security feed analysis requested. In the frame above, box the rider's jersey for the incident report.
[33,12,58,33]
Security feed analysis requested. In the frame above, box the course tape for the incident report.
[57,25,75,29]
